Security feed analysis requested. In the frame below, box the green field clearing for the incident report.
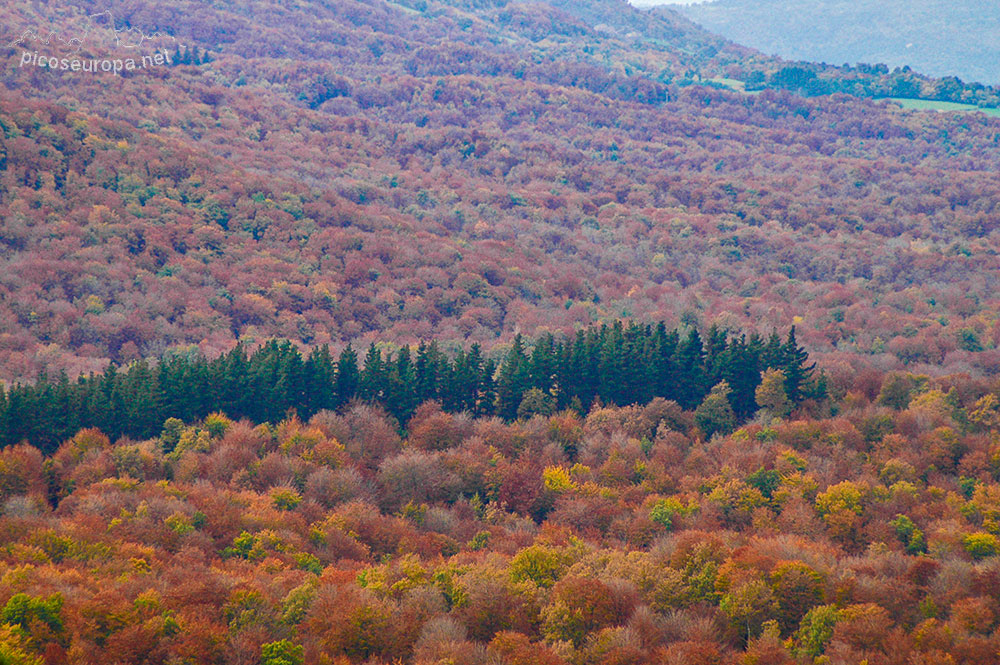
[889,97,1000,118]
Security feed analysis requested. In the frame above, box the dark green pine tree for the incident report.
[121,360,163,440]
[620,323,651,405]
[97,364,127,439]
[0,384,8,448]
[562,331,590,409]
[3,387,30,450]
[780,326,817,403]
[529,333,558,394]
[218,343,250,418]
[29,375,58,453]
[438,348,460,412]
[464,343,485,413]
[279,341,309,418]
[446,345,485,414]
[674,328,706,409]
[496,334,531,419]
[704,324,729,388]
[414,341,440,404]
[335,345,360,408]
[359,343,386,403]
[652,323,679,401]
[598,323,626,405]
[477,358,498,417]
[721,335,761,420]
[0,320,819,446]
[762,330,784,370]
[550,337,571,409]
[303,345,336,418]
[157,356,196,423]
[248,342,284,423]
[386,347,418,423]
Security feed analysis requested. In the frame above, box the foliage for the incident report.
[792,604,841,658]
[963,532,1000,560]
[261,640,304,665]
[0,324,820,453]
[755,369,791,418]
[890,514,927,554]
[695,382,737,439]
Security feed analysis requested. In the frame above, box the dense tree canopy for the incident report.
[0,322,821,454]
[0,366,996,664]
[1,1,1000,383]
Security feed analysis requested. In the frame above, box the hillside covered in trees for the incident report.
[0,322,822,453]
[1,366,1000,664]
[5,0,1000,664]
[1,0,1000,384]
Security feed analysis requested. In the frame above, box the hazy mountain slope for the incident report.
[680,0,1000,85]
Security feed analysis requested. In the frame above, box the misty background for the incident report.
[630,0,1000,85]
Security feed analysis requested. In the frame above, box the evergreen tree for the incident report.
[304,345,336,417]
[121,360,163,439]
[220,343,250,417]
[414,341,439,404]
[496,334,530,419]
[598,323,626,405]
[722,335,761,420]
[780,327,816,403]
[0,384,8,448]
[0,321,818,451]
[652,324,678,401]
[704,324,729,387]
[359,344,385,402]
[563,331,593,409]
[335,346,360,407]
[675,328,706,409]
[763,330,784,370]
[529,333,558,394]
[386,347,417,423]
[464,343,485,413]
[4,387,30,451]
[477,358,497,417]
[621,323,652,405]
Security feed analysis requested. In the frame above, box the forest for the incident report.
[0,322,821,453]
[3,25,1000,383]
[0,363,999,664]
[3,0,1000,663]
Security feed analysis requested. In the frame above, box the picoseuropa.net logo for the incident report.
[10,9,184,77]
[17,49,173,75]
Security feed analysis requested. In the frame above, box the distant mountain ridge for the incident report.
[678,0,1000,85]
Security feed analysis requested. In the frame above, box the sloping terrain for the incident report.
[6,5,1000,665]
[680,0,1000,86]
[1,0,1000,385]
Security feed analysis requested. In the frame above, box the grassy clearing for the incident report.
[888,97,1000,118]
[709,77,746,91]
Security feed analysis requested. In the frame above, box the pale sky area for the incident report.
[629,0,711,5]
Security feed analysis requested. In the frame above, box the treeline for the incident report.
[0,322,823,454]
[744,63,1000,108]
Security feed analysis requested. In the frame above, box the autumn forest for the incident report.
[2,0,1000,664]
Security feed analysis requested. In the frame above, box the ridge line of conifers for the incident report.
[0,322,824,454]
